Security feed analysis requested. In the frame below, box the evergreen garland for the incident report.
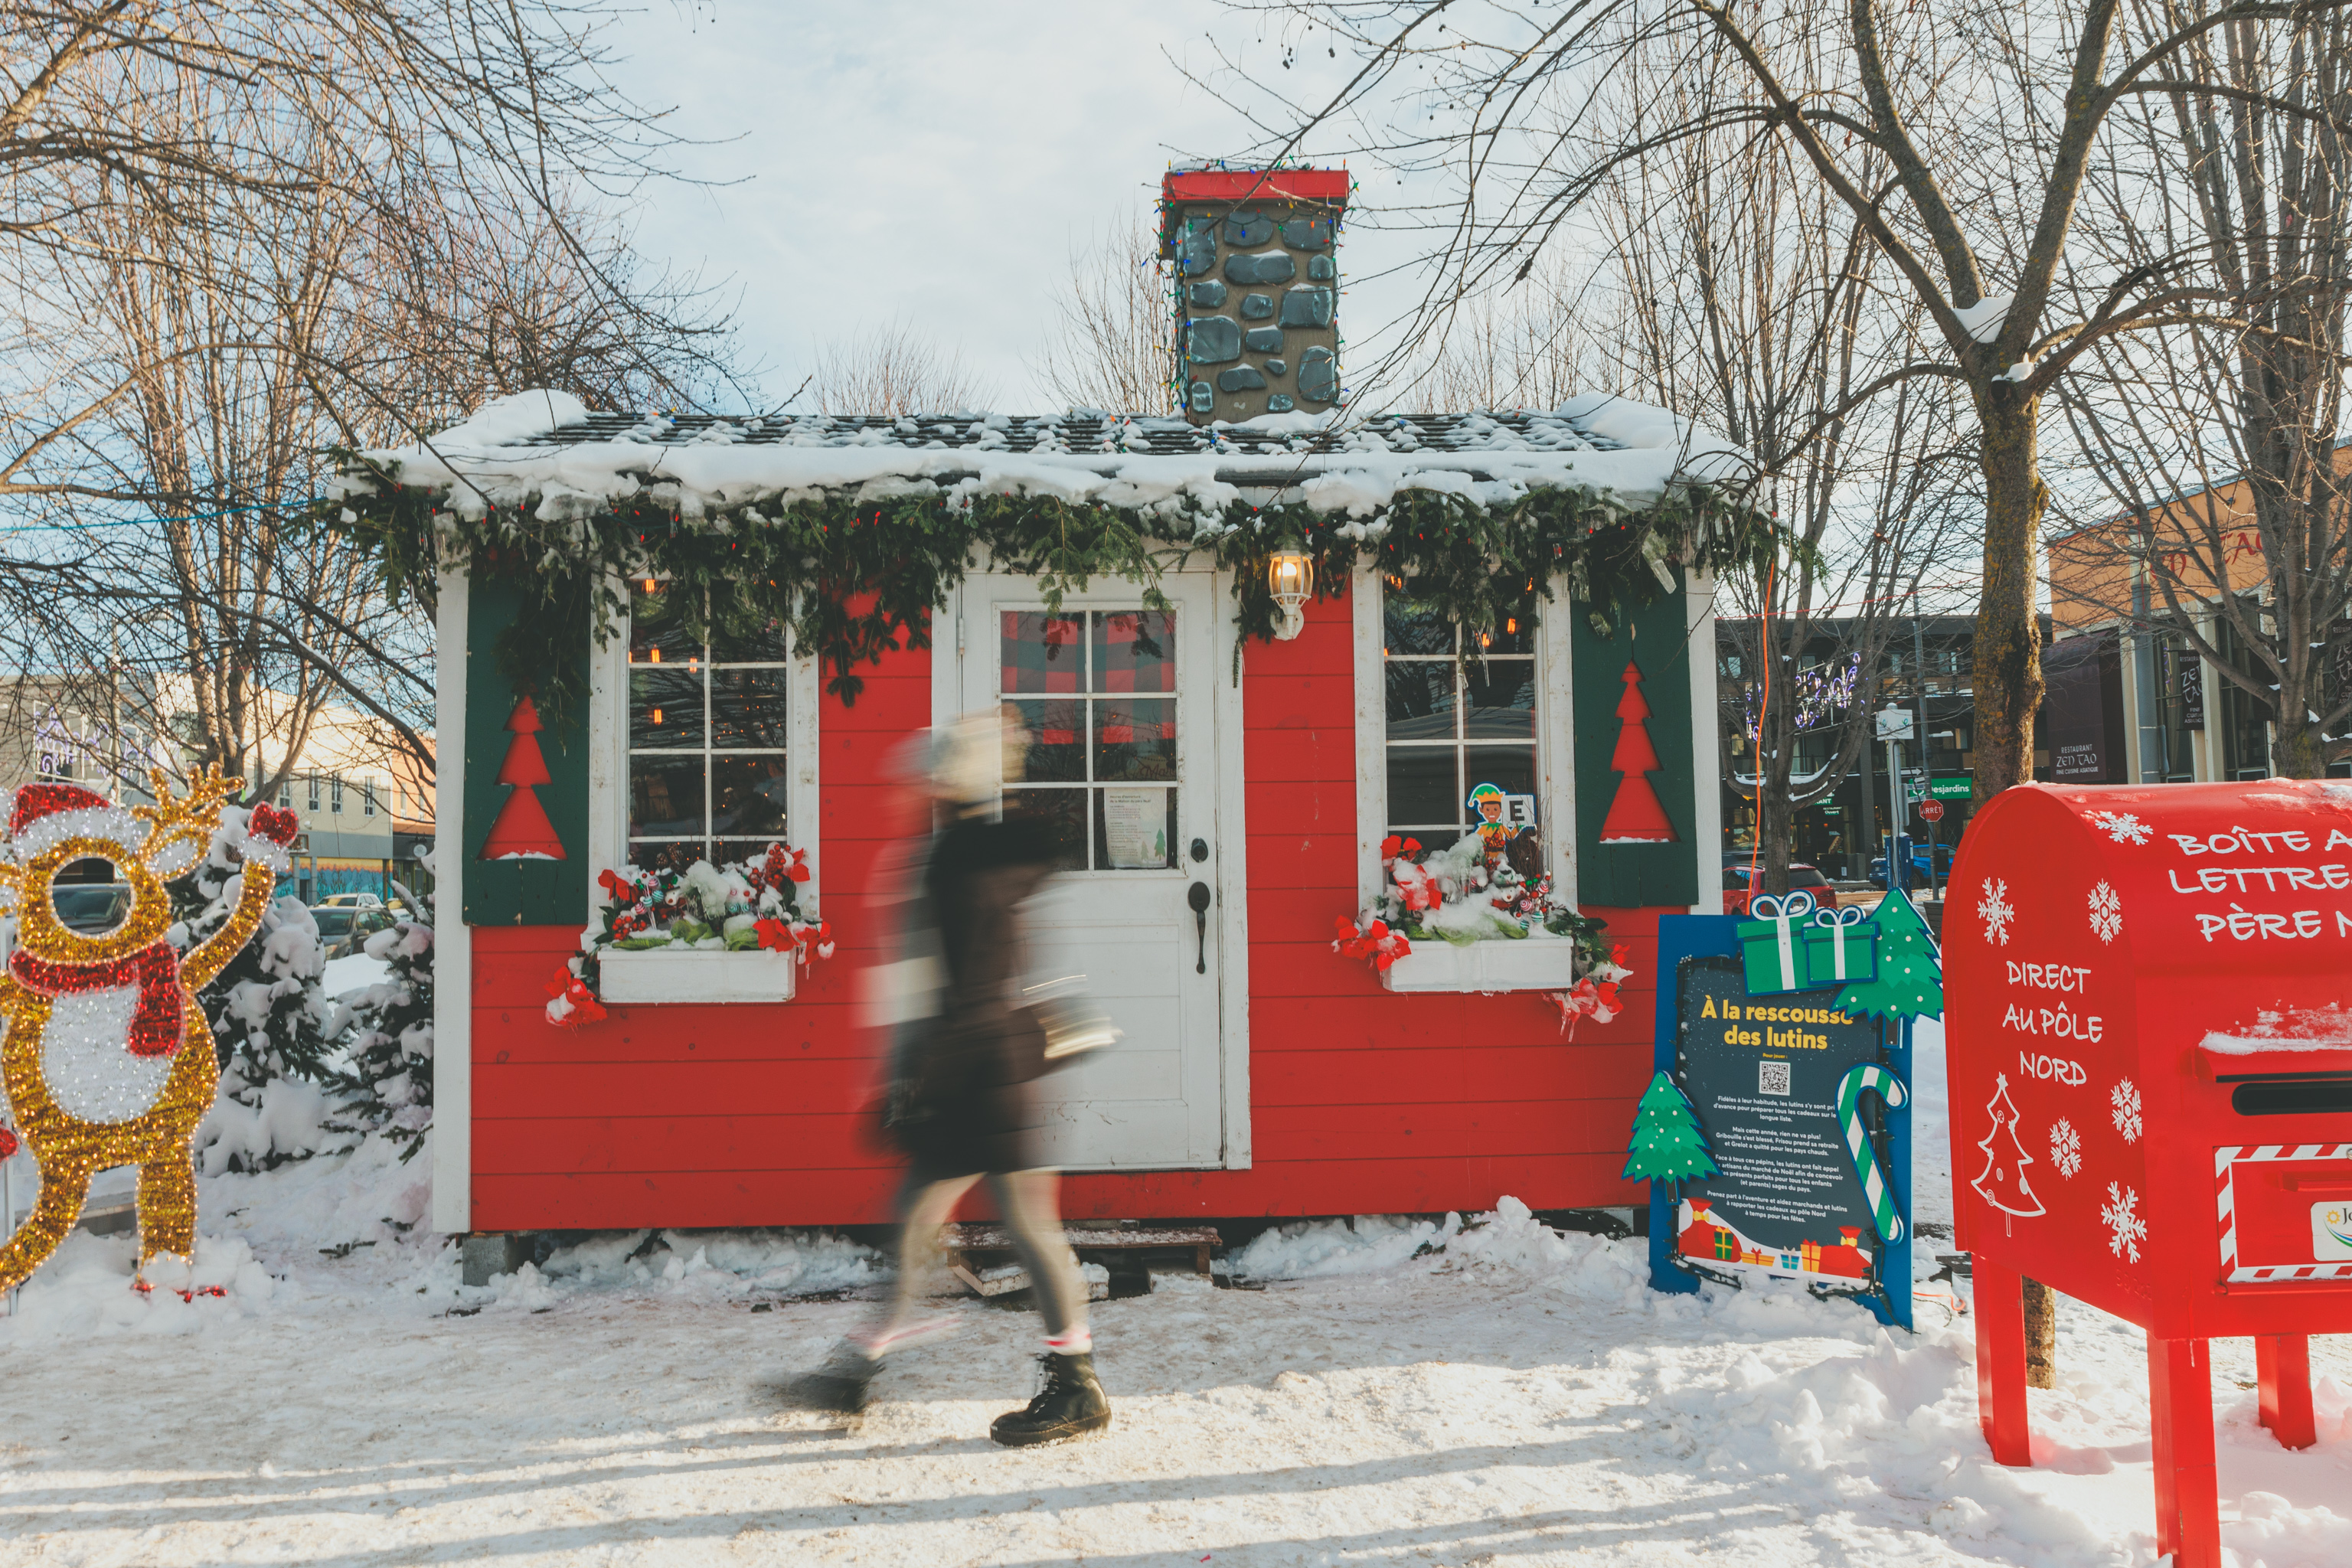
[315,461,1788,724]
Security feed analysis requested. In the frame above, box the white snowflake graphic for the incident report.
[2102,1181,2148,1263]
[2050,1118,2082,1178]
[1978,877,2016,946]
[2091,810,2151,845]
[2111,1078,2143,1144]
[2089,880,2122,944]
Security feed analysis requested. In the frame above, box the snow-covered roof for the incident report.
[340,390,1754,526]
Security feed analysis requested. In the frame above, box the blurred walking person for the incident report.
[798,710,1112,1446]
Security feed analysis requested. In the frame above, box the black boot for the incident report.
[989,1351,1112,1446]
[791,1346,880,1414]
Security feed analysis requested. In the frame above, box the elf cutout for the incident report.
[0,769,290,1291]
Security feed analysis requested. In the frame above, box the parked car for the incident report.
[316,890,418,920]
[51,882,132,933]
[310,903,394,959]
[1867,843,1957,889]
[1723,863,1839,918]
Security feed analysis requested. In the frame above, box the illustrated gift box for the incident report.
[1735,891,1821,995]
[1802,906,1880,988]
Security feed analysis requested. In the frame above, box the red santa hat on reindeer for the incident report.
[8,782,149,864]
[6,779,296,877]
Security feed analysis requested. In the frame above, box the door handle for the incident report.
[1187,881,1212,974]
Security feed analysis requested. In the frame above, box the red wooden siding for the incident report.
[467,596,1674,1230]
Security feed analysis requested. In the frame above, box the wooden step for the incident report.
[942,1223,1219,1276]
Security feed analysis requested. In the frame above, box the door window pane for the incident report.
[1004,787,1087,870]
[998,609,1180,871]
[1093,611,1176,693]
[1002,612,1084,693]
[1009,698,1086,782]
[1094,698,1177,781]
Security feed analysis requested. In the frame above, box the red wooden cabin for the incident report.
[367,171,1748,1237]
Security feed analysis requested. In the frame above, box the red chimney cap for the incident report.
[1161,167,1350,205]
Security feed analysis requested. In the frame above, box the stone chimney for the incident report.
[1159,167,1349,424]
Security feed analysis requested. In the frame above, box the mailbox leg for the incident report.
[1971,1255,2031,1465]
[2255,1334,2316,1451]
[2148,1336,2222,1568]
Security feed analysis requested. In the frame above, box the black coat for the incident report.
[890,814,1056,1175]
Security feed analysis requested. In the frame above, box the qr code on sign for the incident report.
[1759,1060,1792,1097]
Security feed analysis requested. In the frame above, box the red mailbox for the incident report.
[1947,780,2352,1566]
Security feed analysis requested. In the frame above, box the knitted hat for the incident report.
[8,782,141,861]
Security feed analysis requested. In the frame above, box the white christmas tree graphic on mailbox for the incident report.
[1970,1072,2046,1217]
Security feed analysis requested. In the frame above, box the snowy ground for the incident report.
[0,1025,2345,1567]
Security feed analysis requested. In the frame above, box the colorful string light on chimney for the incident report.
[0,766,287,1294]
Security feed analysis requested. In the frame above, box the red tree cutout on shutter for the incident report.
[479,694,567,861]
[1598,658,1677,843]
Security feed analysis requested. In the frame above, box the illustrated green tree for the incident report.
[1836,889,1943,1021]
[1622,1071,1720,1184]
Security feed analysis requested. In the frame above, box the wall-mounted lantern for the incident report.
[1269,547,1315,641]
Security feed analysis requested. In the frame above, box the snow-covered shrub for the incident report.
[325,916,434,1152]
[175,807,345,1173]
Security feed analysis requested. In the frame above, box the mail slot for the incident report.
[1945,779,2352,1568]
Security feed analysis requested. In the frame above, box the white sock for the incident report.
[1044,1326,1092,1356]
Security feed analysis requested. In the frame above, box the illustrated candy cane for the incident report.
[1835,1062,1910,1245]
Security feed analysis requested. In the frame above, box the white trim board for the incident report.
[430,570,472,1236]
[1685,567,1724,912]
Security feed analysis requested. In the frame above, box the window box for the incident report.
[598,946,798,1004]
[1379,935,1583,995]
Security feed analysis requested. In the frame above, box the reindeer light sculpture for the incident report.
[0,766,296,1292]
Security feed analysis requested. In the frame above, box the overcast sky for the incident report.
[603,3,1303,411]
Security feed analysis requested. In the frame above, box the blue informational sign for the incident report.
[1645,914,1914,1331]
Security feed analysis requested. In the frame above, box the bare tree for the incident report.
[0,0,737,794]
[2054,11,2352,779]
[810,318,994,417]
[1406,253,1619,412]
[1208,0,2352,808]
[1032,214,1178,413]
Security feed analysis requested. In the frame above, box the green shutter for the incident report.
[462,575,592,927]
[1571,570,1698,907]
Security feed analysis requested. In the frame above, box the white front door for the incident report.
[957,570,1228,1168]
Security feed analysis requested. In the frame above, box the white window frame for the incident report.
[586,577,824,1004]
[1351,562,1579,993]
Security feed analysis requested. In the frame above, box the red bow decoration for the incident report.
[754,917,797,952]
[1331,914,1412,973]
[248,802,300,846]
[544,964,607,1029]
[598,867,638,905]
[1548,977,1623,1039]
[1377,834,1422,862]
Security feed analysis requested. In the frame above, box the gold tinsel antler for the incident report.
[132,763,237,867]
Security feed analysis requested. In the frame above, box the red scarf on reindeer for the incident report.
[11,942,186,1057]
